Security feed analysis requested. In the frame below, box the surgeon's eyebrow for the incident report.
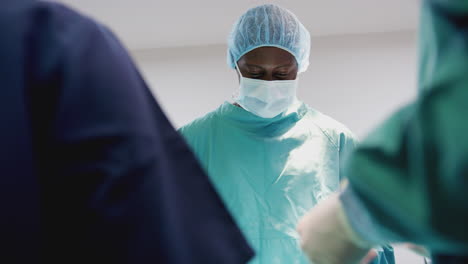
[274,62,296,69]
[245,64,264,68]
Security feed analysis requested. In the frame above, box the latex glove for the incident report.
[297,193,373,264]
[360,250,379,264]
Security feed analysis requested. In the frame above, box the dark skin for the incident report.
[234,46,298,107]
[236,46,298,81]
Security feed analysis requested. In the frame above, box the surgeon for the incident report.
[179,4,394,264]
[0,0,253,263]
[297,1,468,264]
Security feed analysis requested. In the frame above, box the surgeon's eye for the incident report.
[275,73,289,79]
[249,72,263,78]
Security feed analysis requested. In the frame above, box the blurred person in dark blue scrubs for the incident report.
[0,0,253,263]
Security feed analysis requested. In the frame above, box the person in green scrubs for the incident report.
[297,1,468,263]
[180,4,394,264]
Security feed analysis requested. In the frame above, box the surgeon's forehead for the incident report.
[239,47,297,66]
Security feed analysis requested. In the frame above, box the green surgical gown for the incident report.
[180,101,394,263]
[341,0,468,257]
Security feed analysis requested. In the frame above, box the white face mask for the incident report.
[235,63,298,118]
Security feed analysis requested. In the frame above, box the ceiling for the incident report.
[56,0,420,50]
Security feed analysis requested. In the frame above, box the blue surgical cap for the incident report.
[227,4,311,73]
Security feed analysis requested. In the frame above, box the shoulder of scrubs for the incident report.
[179,109,218,136]
[304,105,358,149]
[303,105,358,180]
[341,0,468,254]
[4,1,253,263]
[178,108,219,152]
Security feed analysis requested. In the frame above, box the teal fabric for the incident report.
[341,0,468,256]
[180,101,394,263]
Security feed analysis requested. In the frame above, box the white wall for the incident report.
[131,31,425,263]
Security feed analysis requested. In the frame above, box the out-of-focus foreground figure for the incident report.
[298,1,468,263]
[0,1,253,263]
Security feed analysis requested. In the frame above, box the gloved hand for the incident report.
[297,193,374,264]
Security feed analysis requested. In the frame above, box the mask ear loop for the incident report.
[231,61,243,103]
[235,61,243,78]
